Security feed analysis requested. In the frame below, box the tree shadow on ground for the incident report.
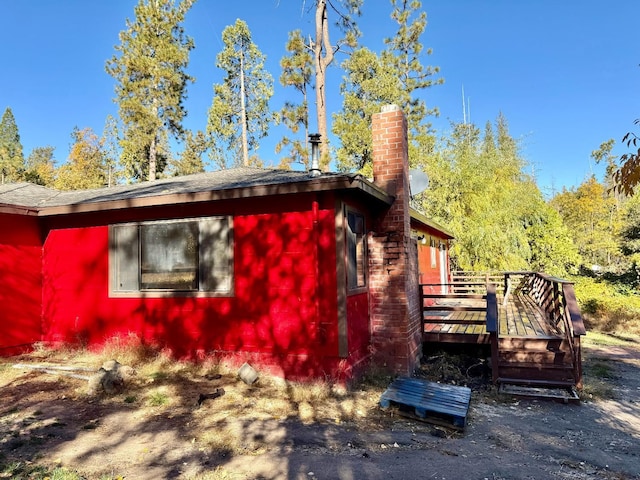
[2,343,640,480]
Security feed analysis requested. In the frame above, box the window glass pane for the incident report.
[199,217,232,292]
[347,211,366,289]
[112,225,139,291]
[140,221,198,290]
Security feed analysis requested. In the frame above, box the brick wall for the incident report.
[368,105,422,375]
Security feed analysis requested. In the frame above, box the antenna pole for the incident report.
[467,97,471,125]
[462,85,466,124]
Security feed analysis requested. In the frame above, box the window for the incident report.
[346,210,366,290]
[110,216,233,295]
[430,238,437,268]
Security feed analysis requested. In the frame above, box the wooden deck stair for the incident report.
[421,272,587,396]
[496,336,576,388]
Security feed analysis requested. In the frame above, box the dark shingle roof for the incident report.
[0,182,59,208]
[46,168,333,207]
[0,168,453,238]
[0,167,391,214]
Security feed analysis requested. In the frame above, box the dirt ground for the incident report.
[1,341,639,480]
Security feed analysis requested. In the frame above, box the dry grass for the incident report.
[581,357,618,400]
[4,333,638,479]
[583,331,639,348]
[580,332,639,401]
[0,361,20,387]
[1,335,392,466]
[186,467,244,480]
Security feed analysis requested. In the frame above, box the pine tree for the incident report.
[171,130,207,175]
[384,0,442,171]
[106,0,194,181]
[592,139,617,191]
[276,30,313,169]
[332,0,441,173]
[24,146,56,186]
[102,114,122,187]
[0,107,25,183]
[207,19,274,169]
[332,47,401,173]
[382,0,442,132]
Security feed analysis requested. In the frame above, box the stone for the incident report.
[238,362,259,385]
[87,359,126,395]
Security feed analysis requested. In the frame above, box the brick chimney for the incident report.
[368,105,422,375]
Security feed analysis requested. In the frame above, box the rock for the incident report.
[102,359,121,371]
[238,362,259,385]
[197,388,225,406]
[87,359,127,395]
[119,365,136,379]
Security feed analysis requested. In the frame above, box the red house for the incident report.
[0,105,452,381]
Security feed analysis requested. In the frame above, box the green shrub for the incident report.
[573,276,640,335]
[147,390,170,407]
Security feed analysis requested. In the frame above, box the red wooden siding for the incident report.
[416,231,450,292]
[0,213,43,354]
[417,242,434,284]
[40,202,342,379]
[345,292,370,374]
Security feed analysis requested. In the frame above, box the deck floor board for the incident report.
[423,293,561,342]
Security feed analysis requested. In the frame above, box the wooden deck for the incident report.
[423,292,561,342]
[421,272,587,391]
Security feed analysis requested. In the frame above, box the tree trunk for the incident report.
[239,46,249,167]
[149,96,158,181]
[314,0,333,171]
[303,89,309,168]
[149,135,157,181]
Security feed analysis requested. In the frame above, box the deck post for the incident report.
[485,283,499,384]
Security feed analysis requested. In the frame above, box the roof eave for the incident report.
[0,203,40,216]
[410,207,454,239]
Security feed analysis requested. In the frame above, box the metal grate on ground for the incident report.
[379,377,472,430]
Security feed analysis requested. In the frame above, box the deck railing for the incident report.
[449,271,504,294]
[517,272,586,388]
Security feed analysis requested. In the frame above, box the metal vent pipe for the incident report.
[309,133,322,177]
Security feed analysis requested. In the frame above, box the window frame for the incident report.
[109,216,234,298]
[345,208,367,293]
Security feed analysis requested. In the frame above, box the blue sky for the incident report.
[1,0,638,195]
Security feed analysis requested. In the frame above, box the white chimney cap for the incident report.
[381,104,401,112]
